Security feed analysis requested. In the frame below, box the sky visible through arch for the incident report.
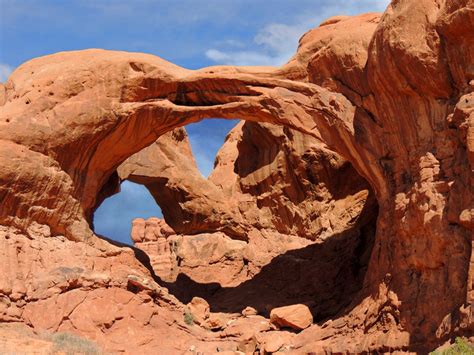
[0,0,390,244]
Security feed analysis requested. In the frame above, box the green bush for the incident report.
[184,311,194,326]
[431,337,474,355]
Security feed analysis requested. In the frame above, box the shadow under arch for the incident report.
[156,192,378,322]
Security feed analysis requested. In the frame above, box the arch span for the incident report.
[0,49,380,243]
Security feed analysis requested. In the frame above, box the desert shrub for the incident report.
[431,337,474,355]
[184,311,194,326]
[50,332,101,355]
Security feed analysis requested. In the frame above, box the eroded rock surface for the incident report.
[0,0,472,353]
[121,121,374,241]
[126,121,376,317]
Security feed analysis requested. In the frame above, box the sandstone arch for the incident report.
[118,121,378,326]
[0,0,472,352]
[0,50,367,242]
[116,120,376,241]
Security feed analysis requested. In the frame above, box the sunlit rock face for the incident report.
[121,121,375,242]
[0,0,472,352]
[125,122,377,324]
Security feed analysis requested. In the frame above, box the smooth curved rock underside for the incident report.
[0,0,473,353]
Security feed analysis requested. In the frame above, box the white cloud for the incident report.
[0,64,13,82]
[254,23,305,54]
[205,0,392,67]
[220,39,245,48]
[205,49,285,66]
[205,22,303,67]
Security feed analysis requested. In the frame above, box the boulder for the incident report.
[186,297,210,326]
[241,306,258,317]
[270,304,313,330]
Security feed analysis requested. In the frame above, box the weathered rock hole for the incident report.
[93,181,163,245]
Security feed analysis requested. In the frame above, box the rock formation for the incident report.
[126,122,376,323]
[0,0,472,353]
[121,121,375,241]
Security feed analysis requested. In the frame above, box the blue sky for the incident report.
[0,0,390,244]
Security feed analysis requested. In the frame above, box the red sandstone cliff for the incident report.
[0,0,472,353]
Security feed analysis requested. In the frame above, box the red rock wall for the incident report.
[0,0,472,352]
